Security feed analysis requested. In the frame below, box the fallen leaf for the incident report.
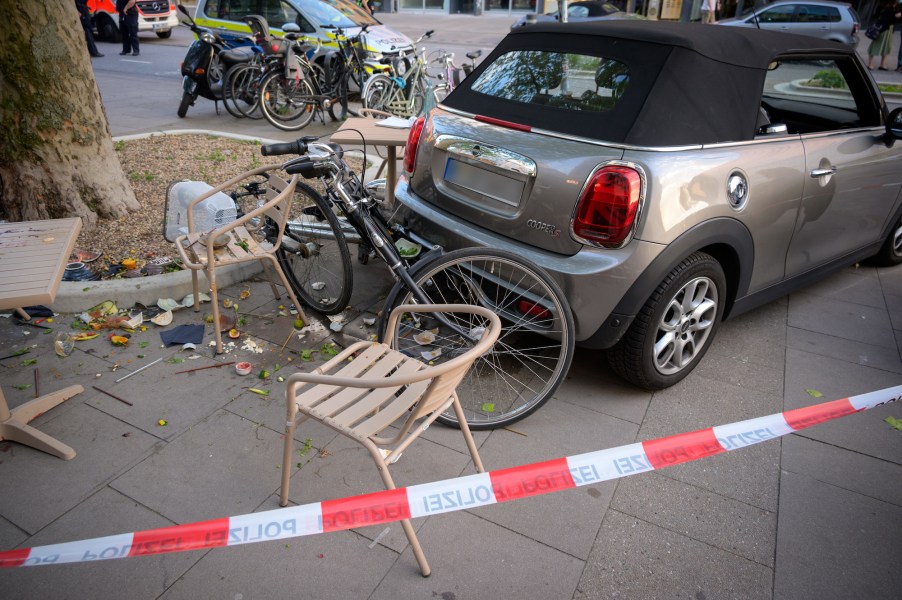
[885,416,902,431]
[805,389,823,398]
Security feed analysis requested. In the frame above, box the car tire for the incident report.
[872,213,902,266]
[156,30,173,39]
[95,13,120,43]
[607,252,725,390]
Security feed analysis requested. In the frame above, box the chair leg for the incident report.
[260,259,282,301]
[265,256,309,326]
[190,270,201,312]
[280,417,297,507]
[452,395,484,473]
[366,442,431,577]
[208,270,223,354]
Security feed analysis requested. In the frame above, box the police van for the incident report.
[192,0,413,61]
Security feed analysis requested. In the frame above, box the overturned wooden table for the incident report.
[0,218,84,460]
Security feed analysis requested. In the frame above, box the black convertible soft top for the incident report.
[444,20,857,146]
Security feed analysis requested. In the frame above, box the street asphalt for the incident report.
[0,9,900,599]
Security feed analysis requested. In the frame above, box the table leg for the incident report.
[0,385,82,460]
[386,147,397,207]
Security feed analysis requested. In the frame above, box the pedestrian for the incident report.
[700,0,719,24]
[867,0,900,71]
[116,0,139,57]
[75,0,103,58]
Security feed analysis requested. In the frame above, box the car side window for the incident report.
[569,6,590,17]
[759,57,881,135]
[469,50,630,113]
[260,0,298,28]
[203,0,221,17]
[297,15,316,33]
[217,0,257,19]
[758,5,796,23]
[797,5,837,23]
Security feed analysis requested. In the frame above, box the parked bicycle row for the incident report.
[175,5,483,130]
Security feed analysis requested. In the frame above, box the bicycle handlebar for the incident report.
[260,139,309,156]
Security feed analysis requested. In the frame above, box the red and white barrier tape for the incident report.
[2,385,900,568]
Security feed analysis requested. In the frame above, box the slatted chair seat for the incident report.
[280,303,502,577]
[174,165,309,353]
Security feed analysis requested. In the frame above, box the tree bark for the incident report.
[0,0,139,228]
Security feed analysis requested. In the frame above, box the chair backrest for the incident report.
[387,304,501,425]
[254,172,296,252]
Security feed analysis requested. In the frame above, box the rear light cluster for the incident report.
[404,116,425,174]
[571,164,644,248]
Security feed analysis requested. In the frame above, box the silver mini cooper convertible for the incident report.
[391,20,902,389]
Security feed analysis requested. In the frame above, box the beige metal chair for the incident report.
[174,166,308,354]
[280,303,501,577]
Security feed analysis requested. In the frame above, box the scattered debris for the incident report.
[235,362,252,376]
[93,385,133,406]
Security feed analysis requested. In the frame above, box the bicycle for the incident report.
[427,48,482,104]
[322,24,370,98]
[255,136,575,430]
[361,30,435,118]
[219,19,350,131]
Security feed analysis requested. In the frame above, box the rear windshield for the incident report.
[469,51,630,114]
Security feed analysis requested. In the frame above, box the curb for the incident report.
[51,129,386,315]
[52,262,262,314]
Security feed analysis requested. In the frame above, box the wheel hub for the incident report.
[654,276,718,376]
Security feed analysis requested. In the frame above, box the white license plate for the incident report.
[443,159,524,207]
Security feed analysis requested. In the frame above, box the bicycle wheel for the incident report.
[276,182,353,315]
[226,63,264,120]
[378,248,575,429]
[362,73,393,113]
[259,71,317,131]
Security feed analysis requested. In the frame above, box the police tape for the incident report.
[2,384,900,568]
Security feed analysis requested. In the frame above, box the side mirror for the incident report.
[886,106,902,147]
[283,23,301,33]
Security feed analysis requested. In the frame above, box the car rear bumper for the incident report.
[138,13,178,33]
[391,179,665,345]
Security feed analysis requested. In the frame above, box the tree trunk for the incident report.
[0,1,139,228]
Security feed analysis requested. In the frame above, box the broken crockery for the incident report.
[150,310,173,326]
[182,292,212,307]
[157,298,183,312]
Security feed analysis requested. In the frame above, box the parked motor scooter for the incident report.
[176,4,257,118]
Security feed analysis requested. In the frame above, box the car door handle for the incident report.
[810,167,836,178]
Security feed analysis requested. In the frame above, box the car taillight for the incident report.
[518,299,551,320]
[404,116,425,174]
[572,165,643,247]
